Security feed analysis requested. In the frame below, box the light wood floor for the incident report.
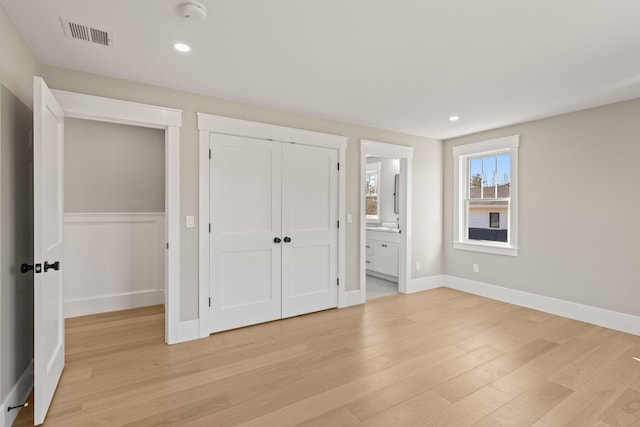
[14,288,640,426]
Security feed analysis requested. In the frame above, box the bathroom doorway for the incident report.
[359,140,413,302]
[365,156,401,299]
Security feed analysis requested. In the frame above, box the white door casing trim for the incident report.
[360,140,414,303]
[197,114,346,149]
[50,88,184,344]
[198,113,347,337]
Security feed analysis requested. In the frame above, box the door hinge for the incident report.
[337,162,340,171]
[166,243,169,249]
[208,297,211,307]
[337,278,339,287]
[337,220,340,229]
[209,223,211,233]
[209,149,211,159]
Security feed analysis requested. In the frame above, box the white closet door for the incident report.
[281,144,338,318]
[33,77,65,425]
[210,134,282,332]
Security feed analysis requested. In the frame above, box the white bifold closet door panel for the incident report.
[210,134,338,332]
[281,144,338,318]
[210,134,282,332]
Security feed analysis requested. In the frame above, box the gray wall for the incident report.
[444,98,640,317]
[0,2,38,409]
[64,118,165,213]
[41,64,444,321]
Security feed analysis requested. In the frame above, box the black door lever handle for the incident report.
[44,261,60,272]
[21,264,33,274]
[284,236,291,243]
[274,237,281,243]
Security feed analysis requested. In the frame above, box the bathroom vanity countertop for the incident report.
[366,226,400,233]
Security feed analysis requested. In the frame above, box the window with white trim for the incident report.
[489,212,500,229]
[365,162,381,221]
[452,135,519,256]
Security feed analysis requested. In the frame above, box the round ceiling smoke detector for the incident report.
[180,1,207,22]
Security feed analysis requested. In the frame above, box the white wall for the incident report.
[63,213,165,317]
[444,98,640,317]
[41,64,444,321]
[0,3,38,423]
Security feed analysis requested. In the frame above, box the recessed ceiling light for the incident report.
[449,116,460,122]
[174,42,191,53]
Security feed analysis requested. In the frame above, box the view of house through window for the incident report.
[467,153,510,242]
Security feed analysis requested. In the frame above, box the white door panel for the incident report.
[284,148,333,231]
[219,144,276,234]
[282,144,338,318]
[288,244,331,297]
[33,77,65,425]
[210,134,282,332]
[220,249,274,308]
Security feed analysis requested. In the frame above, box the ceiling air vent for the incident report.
[60,18,113,48]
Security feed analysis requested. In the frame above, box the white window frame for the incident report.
[452,135,519,256]
[365,161,381,222]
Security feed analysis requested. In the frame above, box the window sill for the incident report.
[453,241,518,257]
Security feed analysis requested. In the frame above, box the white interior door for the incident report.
[33,77,65,425]
[210,134,282,332]
[281,144,338,318]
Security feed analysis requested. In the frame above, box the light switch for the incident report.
[346,213,353,223]
[186,215,195,228]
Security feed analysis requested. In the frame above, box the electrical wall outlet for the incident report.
[186,215,195,228]
[473,263,479,273]
[346,213,352,223]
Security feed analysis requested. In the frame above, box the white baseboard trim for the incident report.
[444,275,640,336]
[341,290,363,308]
[406,275,445,294]
[65,289,165,318]
[0,359,33,427]
[178,319,201,343]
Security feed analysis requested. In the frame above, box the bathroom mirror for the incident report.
[394,173,400,214]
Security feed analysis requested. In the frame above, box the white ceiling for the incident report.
[3,0,640,139]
